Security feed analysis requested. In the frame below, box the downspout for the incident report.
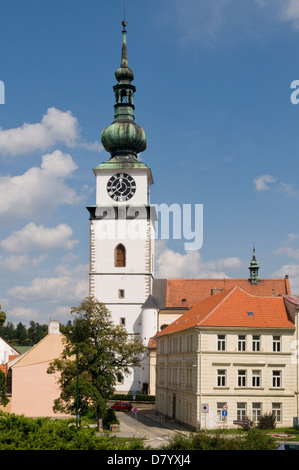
[296,306,299,419]
[197,328,202,429]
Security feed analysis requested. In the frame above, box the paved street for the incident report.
[112,408,190,449]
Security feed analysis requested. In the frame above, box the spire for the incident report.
[100,20,147,162]
[248,245,260,284]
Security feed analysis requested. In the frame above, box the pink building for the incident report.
[9,321,69,418]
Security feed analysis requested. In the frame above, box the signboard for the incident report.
[233,420,249,426]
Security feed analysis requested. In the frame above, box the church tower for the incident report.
[87,21,156,392]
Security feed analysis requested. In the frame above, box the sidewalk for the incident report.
[144,409,191,435]
[112,408,191,439]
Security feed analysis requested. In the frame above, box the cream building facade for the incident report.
[155,287,299,429]
[8,321,68,418]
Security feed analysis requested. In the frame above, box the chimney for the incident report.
[48,320,60,335]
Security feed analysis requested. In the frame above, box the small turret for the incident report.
[248,246,260,284]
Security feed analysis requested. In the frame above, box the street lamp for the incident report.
[76,343,79,428]
[70,330,79,428]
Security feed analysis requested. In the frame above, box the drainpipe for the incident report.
[197,328,202,429]
[296,306,299,420]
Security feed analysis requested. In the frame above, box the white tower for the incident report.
[87,21,156,392]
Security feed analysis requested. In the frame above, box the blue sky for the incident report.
[1,0,299,325]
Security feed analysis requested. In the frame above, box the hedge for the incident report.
[112,393,155,402]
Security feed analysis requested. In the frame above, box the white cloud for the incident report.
[279,182,298,197]
[7,263,89,302]
[9,307,39,321]
[155,242,242,279]
[1,223,78,253]
[0,253,47,272]
[281,0,299,26]
[162,0,299,49]
[253,174,298,196]
[0,108,80,156]
[274,233,299,259]
[0,150,81,219]
[272,264,299,293]
[253,174,277,191]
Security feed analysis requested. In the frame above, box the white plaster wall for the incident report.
[95,170,150,205]
[92,219,152,273]
[0,339,18,365]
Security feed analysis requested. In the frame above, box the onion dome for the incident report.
[101,21,147,160]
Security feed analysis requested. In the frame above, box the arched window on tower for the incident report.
[115,244,126,267]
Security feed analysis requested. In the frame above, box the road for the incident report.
[114,408,188,449]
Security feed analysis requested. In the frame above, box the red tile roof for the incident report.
[164,278,290,309]
[156,286,295,336]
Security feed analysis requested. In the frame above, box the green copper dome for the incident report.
[101,21,147,160]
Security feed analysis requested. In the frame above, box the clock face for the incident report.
[107,173,136,202]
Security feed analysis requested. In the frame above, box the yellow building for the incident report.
[155,287,299,429]
[8,321,68,418]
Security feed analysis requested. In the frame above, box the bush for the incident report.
[0,412,143,450]
[257,413,276,430]
[113,393,155,402]
[103,408,119,430]
[161,429,277,451]
[240,429,276,450]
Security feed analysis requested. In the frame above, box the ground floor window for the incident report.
[272,403,282,423]
[252,402,262,422]
[237,402,247,421]
[217,402,227,422]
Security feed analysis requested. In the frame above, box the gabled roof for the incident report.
[0,335,20,356]
[10,330,65,368]
[153,277,291,309]
[156,286,295,337]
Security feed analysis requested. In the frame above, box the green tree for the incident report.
[15,322,27,345]
[0,321,14,342]
[48,297,146,431]
[0,371,9,407]
[0,305,6,329]
[27,321,48,345]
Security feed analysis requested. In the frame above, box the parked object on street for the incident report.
[276,443,299,450]
[111,402,133,411]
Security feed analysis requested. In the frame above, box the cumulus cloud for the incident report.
[1,223,78,253]
[0,108,80,156]
[0,150,81,219]
[274,233,299,259]
[155,242,242,278]
[253,174,277,191]
[0,253,47,272]
[8,307,39,321]
[7,263,89,302]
